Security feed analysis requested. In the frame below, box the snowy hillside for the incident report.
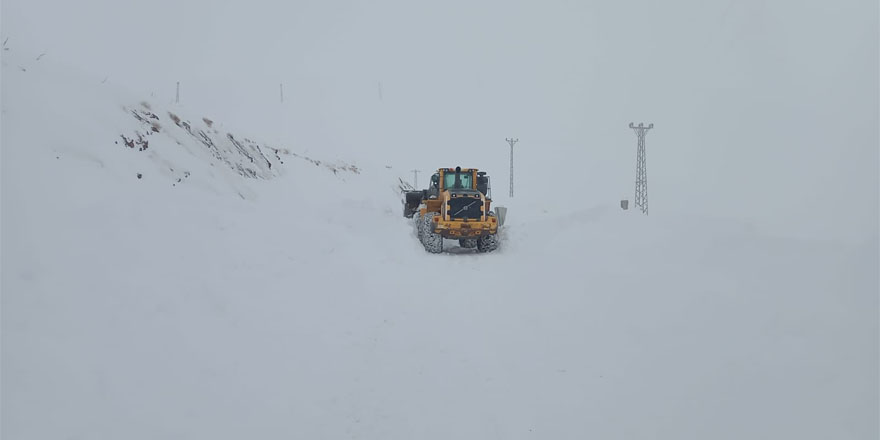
[3,45,877,440]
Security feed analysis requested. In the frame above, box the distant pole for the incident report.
[175,81,180,104]
[628,122,653,215]
[505,138,519,197]
[280,83,284,103]
[411,169,420,188]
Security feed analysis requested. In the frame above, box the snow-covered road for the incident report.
[2,48,877,440]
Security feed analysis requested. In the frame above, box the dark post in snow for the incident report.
[505,137,518,197]
[411,169,420,188]
[629,122,653,215]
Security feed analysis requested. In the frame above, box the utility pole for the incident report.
[411,169,420,188]
[280,83,284,103]
[628,122,653,215]
[175,81,180,104]
[505,138,518,197]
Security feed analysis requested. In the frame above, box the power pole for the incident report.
[505,138,518,197]
[411,169,420,188]
[175,81,180,104]
[280,83,284,103]
[628,122,653,215]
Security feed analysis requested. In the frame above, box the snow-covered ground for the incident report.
[2,46,877,439]
[2,47,878,439]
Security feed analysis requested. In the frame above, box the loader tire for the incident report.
[476,234,499,253]
[422,213,443,253]
[419,212,433,239]
[459,238,478,249]
[415,212,424,236]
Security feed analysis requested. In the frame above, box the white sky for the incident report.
[2,0,878,242]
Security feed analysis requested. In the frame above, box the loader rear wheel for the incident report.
[419,212,433,239]
[459,238,478,249]
[422,213,443,253]
[476,234,498,253]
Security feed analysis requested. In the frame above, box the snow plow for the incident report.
[403,167,499,253]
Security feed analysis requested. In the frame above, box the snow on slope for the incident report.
[2,50,878,439]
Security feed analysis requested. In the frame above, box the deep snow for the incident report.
[2,45,878,440]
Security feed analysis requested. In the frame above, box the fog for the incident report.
[3,1,879,438]
[4,0,877,242]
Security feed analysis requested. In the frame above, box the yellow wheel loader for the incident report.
[403,167,499,253]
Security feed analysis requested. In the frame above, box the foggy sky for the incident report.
[2,0,877,242]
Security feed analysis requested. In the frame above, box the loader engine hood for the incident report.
[446,190,483,220]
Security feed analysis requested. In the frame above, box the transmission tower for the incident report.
[505,138,518,197]
[628,122,653,215]
[411,169,420,188]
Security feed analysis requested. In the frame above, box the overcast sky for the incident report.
[2,0,877,242]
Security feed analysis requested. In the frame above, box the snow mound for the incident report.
[1,49,360,200]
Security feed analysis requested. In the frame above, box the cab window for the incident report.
[443,172,472,190]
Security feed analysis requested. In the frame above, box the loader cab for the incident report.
[439,167,477,192]
[443,170,473,190]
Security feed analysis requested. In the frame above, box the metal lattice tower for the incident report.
[505,138,518,197]
[629,122,653,215]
